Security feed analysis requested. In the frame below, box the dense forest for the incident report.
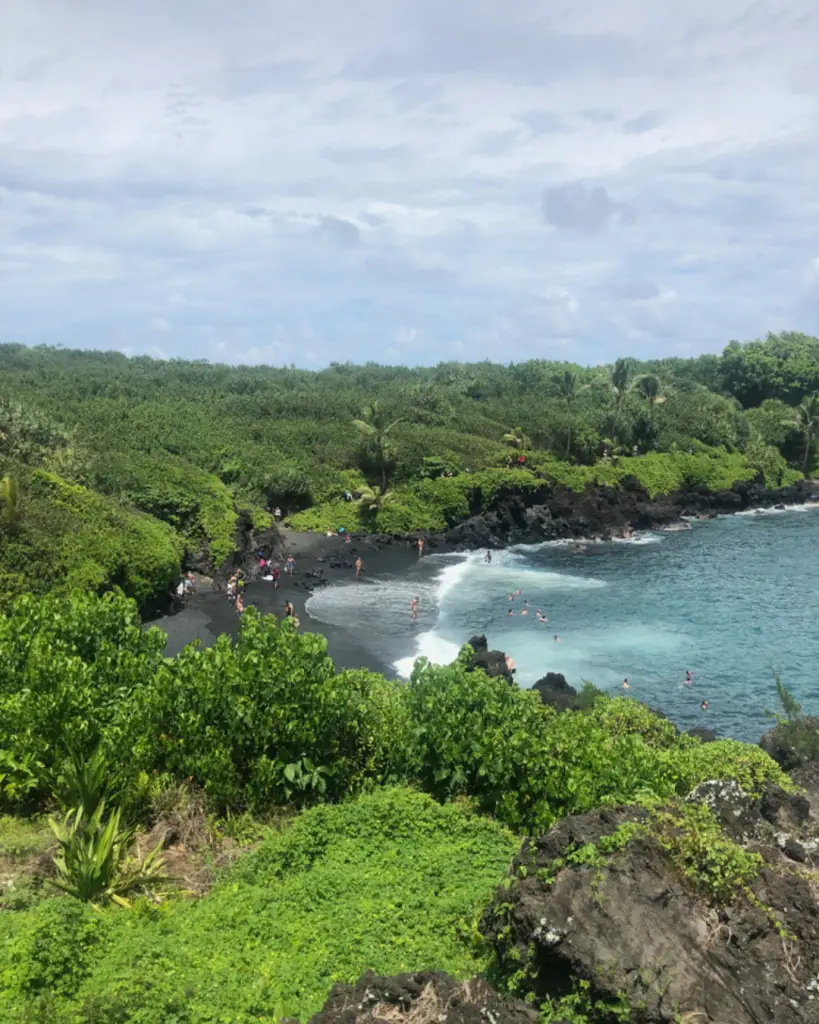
[1,591,813,1022]
[2,333,819,1021]
[2,331,819,609]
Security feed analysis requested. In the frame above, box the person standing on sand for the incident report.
[284,600,294,618]
[485,550,492,563]
[355,557,362,578]
[286,555,295,575]
[417,538,424,557]
[272,565,280,589]
[235,593,244,615]
[410,596,418,620]
[274,506,282,521]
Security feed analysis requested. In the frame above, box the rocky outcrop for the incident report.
[532,673,578,712]
[442,478,816,551]
[306,970,543,1024]
[465,634,513,683]
[760,717,819,771]
[481,785,819,1023]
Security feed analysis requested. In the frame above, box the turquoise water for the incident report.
[306,506,819,742]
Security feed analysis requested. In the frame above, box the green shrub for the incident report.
[0,790,519,1023]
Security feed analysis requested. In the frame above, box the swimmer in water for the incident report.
[622,678,629,689]
[701,700,708,711]
[684,670,693,685]
[521,601,528,616]
[507,608,514,616]
[410,596,418,620]
[554,634,560,642]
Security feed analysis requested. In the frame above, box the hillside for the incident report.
[1,332,817,606]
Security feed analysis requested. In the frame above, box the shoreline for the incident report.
[155,479,819,678]
[155,529,422,677]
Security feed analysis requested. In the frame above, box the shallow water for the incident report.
[306,507,819,741]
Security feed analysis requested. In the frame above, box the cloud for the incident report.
[621,110,664,134]
[316,216,360,247]
[518,111,567,135]
[542,183,634,233]
[0,0,817,365]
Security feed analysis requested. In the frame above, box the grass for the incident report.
[0,788,520,1023]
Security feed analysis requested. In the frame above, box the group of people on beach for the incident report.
[174,572,196,603]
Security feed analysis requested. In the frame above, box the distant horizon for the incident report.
[3,2,818,367]
[0,330,812,374]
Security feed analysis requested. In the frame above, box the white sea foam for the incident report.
[394,631,462,678]
[610,531,662,545]
[392,550,606,677]
[735,501,819,517]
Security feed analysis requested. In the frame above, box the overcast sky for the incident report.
[1,1,818,368]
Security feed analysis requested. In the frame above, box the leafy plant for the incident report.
[49,801,167,904]
[282,757,331,805]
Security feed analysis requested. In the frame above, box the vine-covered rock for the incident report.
[306,971,542,1024]
[482,798,819,1023]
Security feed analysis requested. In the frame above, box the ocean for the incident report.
[305,504,819,742]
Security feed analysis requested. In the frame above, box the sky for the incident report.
[1,1,818,369]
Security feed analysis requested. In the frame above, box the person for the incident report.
[505,655,516,672]
[417,538,424,557]
[410,596,418,620]
[622,678,629,689]
[507,608,514,616]
[286,555,295,575]
[176,580,185,602]
[701,700,709,711]
[485,549,492,563]
[684,670,693,685]
[226,576,235,602]
[554,634,560,642]
[235,593,244,615]
[272,565,280,589]
[284,600,295,618]
[274,506,282,520]
[355,557,362,578]
[521,601,528,616]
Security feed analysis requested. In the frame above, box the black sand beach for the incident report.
[151,529,426,675]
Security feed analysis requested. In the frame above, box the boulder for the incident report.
[306,970,540,1024]
[532,673,578,712]
[467,648,513,684]
[468,634,488,653]
[759,717,819,770]
[482,804,819,1023]
[687,726,717,743]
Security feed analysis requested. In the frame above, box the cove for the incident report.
[304,506,819,743]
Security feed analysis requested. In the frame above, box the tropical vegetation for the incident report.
[1,332,818,606]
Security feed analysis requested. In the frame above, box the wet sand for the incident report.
[150,530,422,676]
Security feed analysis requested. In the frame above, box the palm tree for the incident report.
[634,374,666,427]
[556,370,590,460]
[781,395,819,474]
[0,475,19,530]
[352,403,403,491]
[355,484,395,515]
[606,358,638,441]
[501,426,530,450]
